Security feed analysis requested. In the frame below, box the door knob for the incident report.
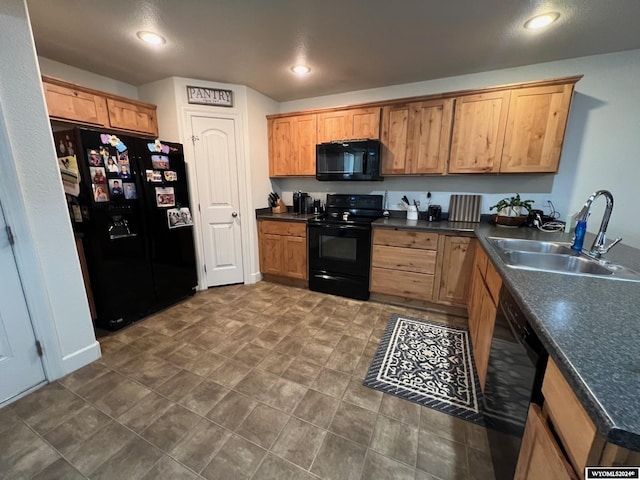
[231,212,238,217]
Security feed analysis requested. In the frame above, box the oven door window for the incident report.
[319,233,357,262]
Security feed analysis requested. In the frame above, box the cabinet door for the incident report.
[269,115,317,176]
[294,114,317,175]
[317,108,380,143]
[43,80,109,127]
[449,91,510,173]
[475,285,497,389]
[435,236,475,306]
[283,235,307,280]
[515,405,579,480]
[106,98,158,137]
[468,267,484,347]
[381,99,452,174]
[268,117,295,176]
[259,232,283,275]
[350,107,381,140]
[501,84,574,173]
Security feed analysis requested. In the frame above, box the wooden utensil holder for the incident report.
[272,199,288,213]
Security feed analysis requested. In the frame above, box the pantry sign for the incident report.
[186,86,233,107]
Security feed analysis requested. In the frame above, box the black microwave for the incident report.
[316,139,383,181]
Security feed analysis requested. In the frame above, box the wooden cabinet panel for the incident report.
[542,359,600,473]
[317,107,380,143]
[381,99,453,174]
[371,267,434,301]
[42,76,158,136]
[283,236,307,280]
[501,84,574,173]
[259,233,283,275]
[474,244,488,279]
[485,260,502,305]
[373,229,438,250]
[372,245,437,275]
[269,114,317,176]
[474,285,497,389]
[515,405,579,480]
[468,267,484,348]
[259,220,306,236]
[350,107,381,140]
[106,98,158,137]
[43,81,108,127]
[258,220,307,280]
[435,236,475,306]
[449,91,510,173]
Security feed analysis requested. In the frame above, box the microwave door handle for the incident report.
[362,150,367,174]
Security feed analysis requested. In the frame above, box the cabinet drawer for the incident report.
[259,220,306,237]
[373,229,438,250]
[372,245,437,274]
[542,359,599,473]
[371,267,434,301]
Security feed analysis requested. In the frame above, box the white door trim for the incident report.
[0,104,64,380]
[180,107,255,289]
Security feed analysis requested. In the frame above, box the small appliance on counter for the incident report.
[293,191,311,214]
[427,205,442,222]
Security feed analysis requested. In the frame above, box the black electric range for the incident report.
[307,194,383,300]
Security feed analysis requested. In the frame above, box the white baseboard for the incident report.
[246,272,263,284]
[59,341,102,378]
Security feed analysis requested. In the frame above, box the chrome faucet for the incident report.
[574,189,622,258]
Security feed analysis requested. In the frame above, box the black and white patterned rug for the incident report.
[364,314,484,425]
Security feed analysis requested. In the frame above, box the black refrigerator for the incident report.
[54,128,197,330]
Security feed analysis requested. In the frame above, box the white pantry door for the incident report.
[191,116,244,286]
[0,201,46,404]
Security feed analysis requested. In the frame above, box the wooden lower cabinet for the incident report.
[370,229,474,309]
[434,236,475,306]
[468,245,501,389]
[515,405,579,480]
[516,358,640,478]
[258,220,307,280]
[370,229,438,302]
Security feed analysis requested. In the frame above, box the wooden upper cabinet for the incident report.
[381,99,453,175]
[501,83,575,173]
[317,107,381,143]
[449,90,511,173]
[43,80,109,127]
[106,98,158,137]
[42,76,158,137]
[268,114,317,176]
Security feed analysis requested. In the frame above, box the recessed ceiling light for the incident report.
[136,31,166,45]
[524,12,560,29]
[291,65,311,75]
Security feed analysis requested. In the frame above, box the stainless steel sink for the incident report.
[501,250,613,275]
[488,237,640,282]
[488,238,574,255]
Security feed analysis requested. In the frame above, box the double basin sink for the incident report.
[487,238,640,282]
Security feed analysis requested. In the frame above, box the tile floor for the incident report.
[0,282,496,480]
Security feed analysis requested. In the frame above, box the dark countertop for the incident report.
[256,207,640,450]
[474,224,640,452]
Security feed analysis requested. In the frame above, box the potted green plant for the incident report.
[490,194,534,218]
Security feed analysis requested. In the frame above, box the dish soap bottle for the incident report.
[571,205,590,251]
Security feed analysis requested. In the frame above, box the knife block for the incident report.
[271,199,288,213]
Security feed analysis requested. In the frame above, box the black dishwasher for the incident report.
[482,285,548,480]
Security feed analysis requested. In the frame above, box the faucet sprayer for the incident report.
[571,190,622,258]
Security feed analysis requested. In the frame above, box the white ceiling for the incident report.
[26,0,640,102]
